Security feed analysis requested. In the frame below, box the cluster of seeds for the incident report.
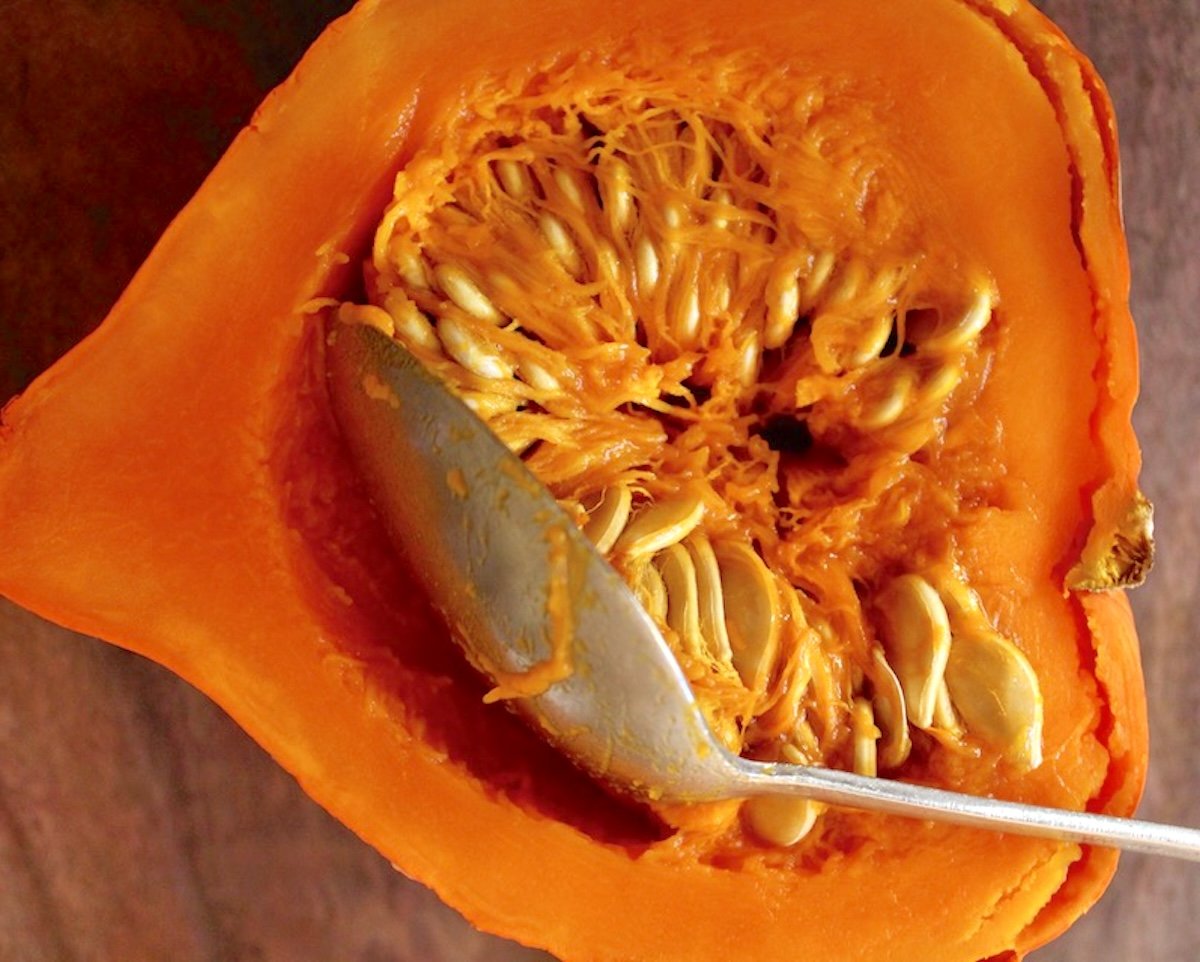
[340,58,1044,847]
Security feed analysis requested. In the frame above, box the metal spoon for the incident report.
[326,321,1200,861]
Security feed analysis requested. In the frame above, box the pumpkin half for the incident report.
[0,1,1150,960]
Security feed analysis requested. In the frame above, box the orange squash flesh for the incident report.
[0,1,1147,960]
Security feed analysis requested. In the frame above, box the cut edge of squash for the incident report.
[0,2,1150,960]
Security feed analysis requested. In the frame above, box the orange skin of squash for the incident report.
[0,1,1146,960]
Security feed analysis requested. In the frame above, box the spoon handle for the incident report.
[734,758,1200,861]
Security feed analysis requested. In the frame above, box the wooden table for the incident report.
[1,2,1195,959]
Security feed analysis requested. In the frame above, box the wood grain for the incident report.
[0,2,1196,959]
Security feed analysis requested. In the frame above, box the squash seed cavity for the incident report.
[338,52,1049,849]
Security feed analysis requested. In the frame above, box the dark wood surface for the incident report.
[1,2,1195,959]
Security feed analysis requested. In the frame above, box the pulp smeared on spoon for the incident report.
[336,51,1045,846]
[480,523,576,704]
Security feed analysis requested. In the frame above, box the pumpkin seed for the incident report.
[916,357,965,410]
[825,259,867,307]
[613,491,705,559]
[654,543,706,658]
[802,250,836,307]
[461,390,521,419]
[539,211,584,277]
[743,794,822,848]
[393,245,432,290]
[907,280,995,354]
[434,264,504,323]
[437,315,513,380]
[934,571,985,623]
[711,264,735,314]
[714,541,781,693]
[635,235,661,296]
[935,572,1043,770]
[764,261,801,349]
[674,281,702,345]
[382,290,442,354]
[868,649,912,770]
[810,308,894,374]
[873,573,952,729]
[735,331,761,387]
[663,200,685,232]
[595,239,622,286]
[582,484,633,554]
[708,187,733,230]
[788,721,822,764]
[857,366,916,430]
[851,696,880,777]
[600,159,635,233]
[685,533,734,662]
[495,158,534,199]
[945,626,1044,771]
[518,357,562,393]
[932,678,962,735]
[552,167,589,211]
[632,558,669,624]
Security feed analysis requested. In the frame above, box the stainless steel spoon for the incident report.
[326,321,1200,861]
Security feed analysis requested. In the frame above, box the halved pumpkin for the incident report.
[0,1,1149,959]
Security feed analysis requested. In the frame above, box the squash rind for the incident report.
[0,1,1147,960]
